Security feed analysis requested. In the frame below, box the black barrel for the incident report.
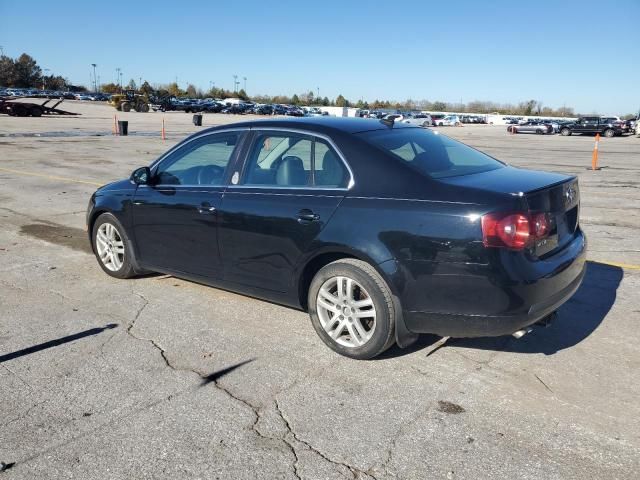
[193,114,203,126]
[118,120,129,136]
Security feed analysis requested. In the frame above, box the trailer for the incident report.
[0,97,80,117]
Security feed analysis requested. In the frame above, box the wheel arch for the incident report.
[296,247,396,311]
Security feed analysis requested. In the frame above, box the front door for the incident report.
[218,130,351,293]
[132,131,243,278]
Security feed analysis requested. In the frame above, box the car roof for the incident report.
[202,116,416,135]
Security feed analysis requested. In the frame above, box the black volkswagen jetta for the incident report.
[87,117,586,359]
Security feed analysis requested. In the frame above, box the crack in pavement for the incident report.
[125,289,378,479]
[274,399,375,480]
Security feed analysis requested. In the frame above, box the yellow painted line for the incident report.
[589,260,640,271]
[0,167,102,187]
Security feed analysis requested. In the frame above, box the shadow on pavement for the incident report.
[380,261,623,359]
[0,323,118,363]
[200,359,255,386]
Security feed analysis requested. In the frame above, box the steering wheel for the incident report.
[197,165,224,185]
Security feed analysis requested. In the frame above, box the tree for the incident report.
[186,83,197,97]
[291,94,300,105]
[237,88,249,101]
[101,83,120,94]
[166,82,183,97]
[0,56,15,86]
[431,101,447,111]
[127,79,137,90]
[335,94,347,107]
[322,96,330,106]
[140,81,154,96]
[12,53,42,88]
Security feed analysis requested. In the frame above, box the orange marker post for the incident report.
[591,133,600,170]
[161,117,166,140]
[113,114,118,136]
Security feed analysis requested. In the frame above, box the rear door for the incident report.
[218,129,352,292]
[132,130,245,277]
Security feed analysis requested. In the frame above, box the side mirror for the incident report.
[130,166,151,185]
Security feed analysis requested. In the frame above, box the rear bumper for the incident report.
[404,263,585,337]
[401,231,587,337]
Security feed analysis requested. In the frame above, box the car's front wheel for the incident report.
[603,128,615,138]
[92,213,136,279]
[560,127,571,136]
[308,259,395,359]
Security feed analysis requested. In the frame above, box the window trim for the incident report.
[231,127,355,191]
[148,128,249,187]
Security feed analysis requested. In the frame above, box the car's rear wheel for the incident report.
[536,128,543,134]
[603,128,615,138]
[92,213,136,279]
[121,102,131,112]
[308,259,395,359]
[560,127,571,136]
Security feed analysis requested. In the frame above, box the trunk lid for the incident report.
[440,166,580,256]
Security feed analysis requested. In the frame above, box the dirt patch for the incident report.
[437,400,465,414]
[20,223,92,254]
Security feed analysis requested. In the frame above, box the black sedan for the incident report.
[87,117,586,359]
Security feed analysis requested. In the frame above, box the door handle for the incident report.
[197,203,216,214]
[297,209,320,223]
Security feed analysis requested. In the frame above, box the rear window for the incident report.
[359,128,504,179]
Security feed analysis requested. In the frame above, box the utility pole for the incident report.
[91,64,97,93]
[42,68,50,90]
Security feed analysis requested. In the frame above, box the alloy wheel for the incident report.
[316,276,377,348]
[95,223,125,272]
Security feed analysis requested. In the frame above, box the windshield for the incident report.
[359,128,504,179]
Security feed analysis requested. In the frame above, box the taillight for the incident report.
[481,212,550,250]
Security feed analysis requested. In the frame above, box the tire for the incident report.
[603,128,615,138]
[121,102,131,112]
[422,121,430,127]
[30,107,43,117]
[560,127,571,136]
[308,259,396,360]
[91,213,137,279]
[536,129,543,135]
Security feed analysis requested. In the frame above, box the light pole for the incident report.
[0,45,4,56]
[317,87,320,100]
[42,68,50,90]
[116,67,121,90]
[243,76,247,92]
[233,75,238,93]
[139,77,142,90]
[91,64,97,93]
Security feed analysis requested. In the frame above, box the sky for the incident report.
[1,0,638,114]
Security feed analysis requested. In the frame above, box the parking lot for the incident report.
[1,102,639,479]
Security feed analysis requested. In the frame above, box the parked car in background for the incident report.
[399,113,432,127]
[434,115,461,126]
[507,121,552,135]
[559,117,623,137]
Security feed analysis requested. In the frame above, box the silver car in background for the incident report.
[507,121,552,135]
[399,113,433,127]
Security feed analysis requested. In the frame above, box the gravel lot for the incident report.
[1,102,639,479]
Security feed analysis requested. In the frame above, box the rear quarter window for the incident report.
[360,128,504,179]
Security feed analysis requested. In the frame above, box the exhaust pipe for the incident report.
[512,327,532,339]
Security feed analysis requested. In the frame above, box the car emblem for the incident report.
[565,185,576,204]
